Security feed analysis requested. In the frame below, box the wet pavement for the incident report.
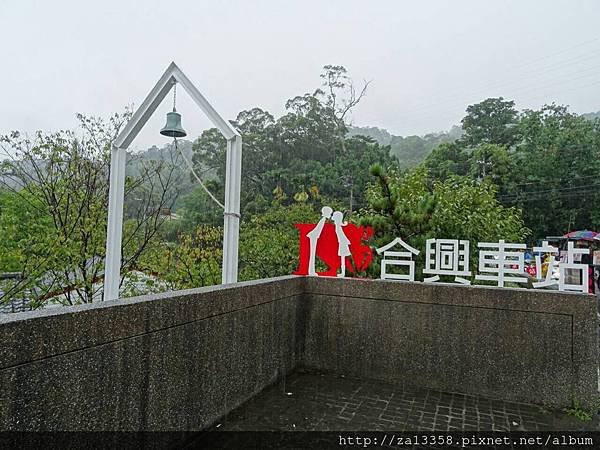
[209,370,596,432]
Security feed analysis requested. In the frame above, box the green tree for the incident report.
[136,225,222,289]
[0,112,182,306]
[467,143,513,187]
[239,202,319,280]
[361,166,529,279]
[172,182,224,234]
[461,97,519,147]
[0,188,57,302]
[286,135,397,216]
[318,64,370,156]
[190,65,377,223]
[505,104,600,237]
[423,141,469,180]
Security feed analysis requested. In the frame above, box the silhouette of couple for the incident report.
[307,206,351,277]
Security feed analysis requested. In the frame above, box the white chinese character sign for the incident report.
[293,209,593,294]
[559,241,589,293]
[376,237,420,281]
[423,239,471,284]
[475,240,527,288]
[532,241,559,289]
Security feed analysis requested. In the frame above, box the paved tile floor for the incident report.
[211,371,596,432]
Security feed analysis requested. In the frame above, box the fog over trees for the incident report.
[2,64,600,307]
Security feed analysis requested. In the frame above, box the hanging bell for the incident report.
[160,109,187,138]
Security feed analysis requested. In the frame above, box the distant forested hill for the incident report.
[348,125,463,168]
[127,140,203,209]
[583,110,600,121]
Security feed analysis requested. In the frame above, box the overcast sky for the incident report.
[1,0,600,151]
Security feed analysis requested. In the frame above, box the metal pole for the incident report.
[231,136,242,282]
[103,145,126,301]
[222,135,242,284]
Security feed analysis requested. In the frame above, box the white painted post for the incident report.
[222,135,242,284]
[103,145,126,301]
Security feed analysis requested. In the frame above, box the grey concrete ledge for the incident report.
[0,275,597,430]
[302,276,598,409]
[0,276,304,370]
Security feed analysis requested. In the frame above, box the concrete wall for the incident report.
[301,277,598,409]
[0,275,597,430]
[0,277,304,431]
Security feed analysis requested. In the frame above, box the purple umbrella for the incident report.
[563,230,599,241]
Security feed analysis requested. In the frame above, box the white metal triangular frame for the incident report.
[114,62,239,148]
[104,62,242,301]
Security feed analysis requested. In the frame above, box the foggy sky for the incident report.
[1,0,599,151]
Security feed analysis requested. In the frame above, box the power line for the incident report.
[392,73,600,132]
[429,38,600,101]
[499,184,600,202]
[505,175,600,188]
[389,39,600,126]
[502,183,600,198]
[396,67,600,125]
[509,77,600,107]
[425,173,600,189]
[401,39,600,116]
[509,36,600,69]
